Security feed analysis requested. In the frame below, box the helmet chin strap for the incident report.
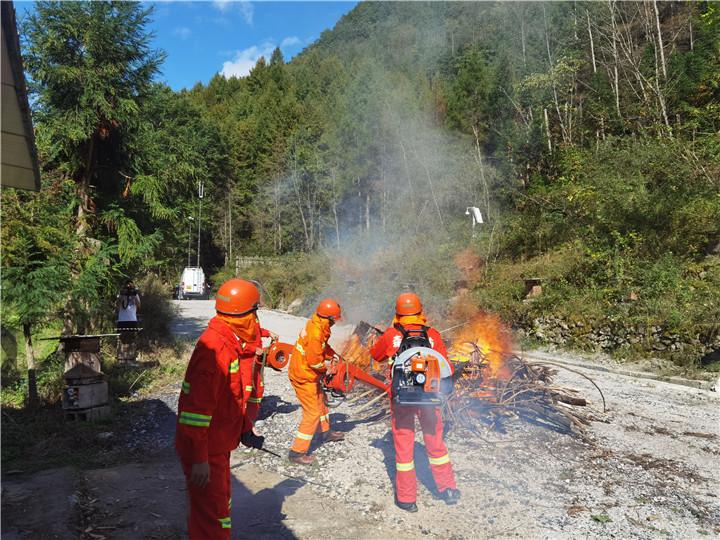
[316,313,337,326]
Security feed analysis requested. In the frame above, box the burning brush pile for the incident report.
[340,314,605,440]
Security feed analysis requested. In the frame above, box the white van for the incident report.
[178,267,207,300]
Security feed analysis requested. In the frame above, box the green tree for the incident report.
[1,179,74,405]
[23,0,164,237]
[21,1,169,332]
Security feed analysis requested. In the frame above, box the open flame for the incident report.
[340,333,373,370]
[447,313,514,381]
[339,310,515,397]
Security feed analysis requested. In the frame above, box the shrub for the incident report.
[135,274,177,349]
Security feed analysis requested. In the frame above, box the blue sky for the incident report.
[16,1,357,90]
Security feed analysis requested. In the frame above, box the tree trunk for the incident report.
[77,135,97,237]
[573,1,578,41]
[608,0,622,120]
[646,1,672,134]
[365,191,370,233]
[472,125,491,221]
[228,192,233,265]
[520,15,527,68]
[544,107,553,153]
[653,0,667,80]
[23,323,38,408]
[333,201,340,249]
[689,18,693,51]
[274,179,281,255]
[586,10,597,74]
[544,6,569,143]
[290,156,310,251]
[413,145,445,230]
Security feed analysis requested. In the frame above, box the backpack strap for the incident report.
[393,324,431,348]
[393,323,410,339]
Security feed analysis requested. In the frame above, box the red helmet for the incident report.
[395,292,422,316]
[215,279,260,316]
[316,298,342,322]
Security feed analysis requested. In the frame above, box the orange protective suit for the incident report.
[215,313,270,435]
[288,314,337,454]
[175,316,248,540]
[370,313,457,504]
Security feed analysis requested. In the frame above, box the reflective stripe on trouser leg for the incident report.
[391,404,418,503]
[181,452,231,540]
[290,380,323,454]
[418,406,457,492]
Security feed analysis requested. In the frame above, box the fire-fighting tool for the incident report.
[323,356,390,396]
[387,325,454,406]
[391,346,453,406]
[266,341,294,371]
[255,446,282,458]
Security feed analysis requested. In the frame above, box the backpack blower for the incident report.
[390,325,454,407]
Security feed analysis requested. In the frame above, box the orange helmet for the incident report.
[395,292,422,316]
[215,279,260,316]
[316,298,342,322]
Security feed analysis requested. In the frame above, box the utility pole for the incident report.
[197,181,204,267]
[186,216,194,267]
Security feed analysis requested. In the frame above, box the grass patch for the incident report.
[473,248,720,368]
[1,340,191,474]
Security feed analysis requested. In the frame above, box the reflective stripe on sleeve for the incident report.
[310,362,324,369]
[229,359,239,373]
[295,343,305,355]
[396,461,415,472]
[218,517,231,529]
[248,397,262,404]
[319,414,329,422]
[295,431,313,441]
[245,385,253,392]
[181,381,190,395]
[179,411,212,427]
[428,454,451,466]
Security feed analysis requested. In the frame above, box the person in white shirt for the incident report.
[116,280,141,361]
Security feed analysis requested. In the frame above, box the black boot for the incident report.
[395,499,418,513]
[439,488,461,505]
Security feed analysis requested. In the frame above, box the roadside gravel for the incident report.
[144,302,720,539]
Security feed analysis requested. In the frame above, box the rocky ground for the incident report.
[3,301,719,539]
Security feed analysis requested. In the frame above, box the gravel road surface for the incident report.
[3,300,718,539]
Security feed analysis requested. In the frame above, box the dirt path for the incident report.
[3,302,719,539]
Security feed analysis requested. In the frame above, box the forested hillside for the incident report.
[2,1,719,367]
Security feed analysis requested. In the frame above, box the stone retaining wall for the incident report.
[518,315,720,359]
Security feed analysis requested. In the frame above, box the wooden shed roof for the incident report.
[1,1,40,192]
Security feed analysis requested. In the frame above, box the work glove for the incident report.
[241,430,265,450]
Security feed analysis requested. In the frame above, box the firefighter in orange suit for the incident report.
[288,299,346,464]
[175,278,270,539]
[370,292,460,512]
